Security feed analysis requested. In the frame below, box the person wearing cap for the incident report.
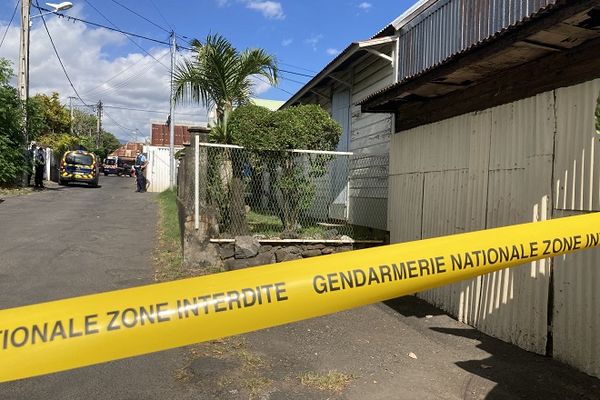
[134,150,148,193]
[33,146,46,189]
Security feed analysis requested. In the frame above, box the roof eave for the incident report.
[281,35,396,108]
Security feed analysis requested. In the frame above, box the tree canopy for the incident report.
[227,104,342,232]
[0,59,24,184]
[174,34,278,143]
[0,58,121,185]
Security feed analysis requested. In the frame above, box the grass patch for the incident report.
[154,189,185,281]
[299,370,354,393]
[0,185,33,198]
[177,337,273,398]
[247,211,283,236]
[246,210,339,238]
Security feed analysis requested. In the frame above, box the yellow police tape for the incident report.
[1,213,599,382]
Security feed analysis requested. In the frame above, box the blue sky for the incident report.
[0,0,413,140]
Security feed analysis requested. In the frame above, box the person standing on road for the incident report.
[34,146,46,189]
[134,150,147,193]
[26,142,36,186]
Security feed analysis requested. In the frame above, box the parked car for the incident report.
[103,156,135,176]
[103,156,120,176]
[58,150,99,187]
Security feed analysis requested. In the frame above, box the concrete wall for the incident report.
[387,78,600,377]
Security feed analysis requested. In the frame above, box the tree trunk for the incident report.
[229,153,248,235]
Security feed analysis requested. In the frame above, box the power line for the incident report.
[148,0,174,31]
[83,51,171,98]
[110,0,170,34]
[82,0,170,71]
[279,68,313,78]
[254,75,294,96]
[0,0,19,49]
[103,104,200,117]
[35,1,90,107]
[82,54,158,96]
[279,74,309,86]
[102,108,135,131]
[33,4,173,47]
[73,98,201,117]
[30,4,320,80]
[279,61,318,74]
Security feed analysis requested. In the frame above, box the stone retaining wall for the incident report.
[215,236,359,270]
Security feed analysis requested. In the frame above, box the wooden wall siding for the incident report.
[348,54,394,230]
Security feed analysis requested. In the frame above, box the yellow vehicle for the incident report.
[58,150,100,187]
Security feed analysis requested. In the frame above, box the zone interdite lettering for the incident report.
[1,213,599,383]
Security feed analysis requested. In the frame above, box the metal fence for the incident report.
[203,144,356,239]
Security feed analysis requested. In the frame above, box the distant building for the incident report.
[250,98,285,111]
[110,142,143,158]
[150,120,209,147]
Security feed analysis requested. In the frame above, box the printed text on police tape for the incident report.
[2,231,597,352]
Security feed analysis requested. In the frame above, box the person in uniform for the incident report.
[134,150,147,193]
[34,146,45,189]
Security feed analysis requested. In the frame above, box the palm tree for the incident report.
[173,34,278,234]
[174,34,278,143]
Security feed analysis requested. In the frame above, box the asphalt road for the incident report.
[2,176,599,399]
[0,176,193,400]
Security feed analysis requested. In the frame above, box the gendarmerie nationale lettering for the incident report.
[313,256,446,294]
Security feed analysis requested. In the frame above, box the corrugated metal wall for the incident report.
[551,79,600,378]
[396,0,558,80]
[389,90,555,354]
[349,54,394,230]
[388,78,600,376]
[553,80,600,212]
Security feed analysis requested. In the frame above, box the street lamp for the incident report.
[18,1,73,185]
[32,2,73,20]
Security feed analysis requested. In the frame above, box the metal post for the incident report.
[69,96,74,136]
[169,32,176,189]
[18,0,31,186]
[96,100,102,148]
[194,133,199,230]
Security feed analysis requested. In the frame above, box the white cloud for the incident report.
[249,75,273,96]
[358,2,372,10]
[281,38,293,47]
[216,0,285,20]
[0,15,208,142]
[326,48,341,56]
[245,1,285,20]
[304,34,323,51]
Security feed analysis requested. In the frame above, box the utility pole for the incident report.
[18,0,31,186]
[68,96,75,136]
[96,100,103,149]
[169,31,176,189]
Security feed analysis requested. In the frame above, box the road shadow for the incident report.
[384,295,448,318]
[51,183,103,189]
[383,296,600,399]
[431,326,600,400]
